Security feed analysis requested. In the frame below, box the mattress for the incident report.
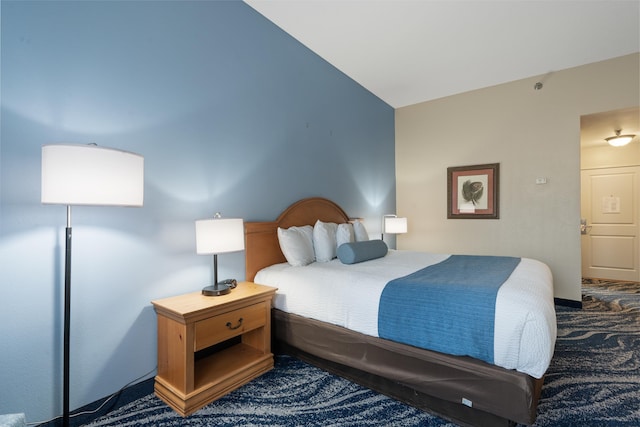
[254,250,557,379]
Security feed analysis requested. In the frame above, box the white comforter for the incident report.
[255,250,557,379]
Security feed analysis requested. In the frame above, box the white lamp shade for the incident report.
[606,135,634,147]
[196,217,245,254]
[42,144,144,206]
[384,216,408,234]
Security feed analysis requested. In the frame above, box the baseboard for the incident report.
[37,377,155,427]
[554,297,582,309]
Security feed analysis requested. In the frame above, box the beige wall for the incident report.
[581,141,640,170]
[395,53,639,302]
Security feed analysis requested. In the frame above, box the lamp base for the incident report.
[202,283,231,296]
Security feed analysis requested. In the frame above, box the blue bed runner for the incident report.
[378,255,521,364]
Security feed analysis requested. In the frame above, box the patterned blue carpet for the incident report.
[84,280,639,427]
[530,279,640,427]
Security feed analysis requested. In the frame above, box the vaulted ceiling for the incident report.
[245,1,639,110]
[246,1,640,148]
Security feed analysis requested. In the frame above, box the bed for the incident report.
[245,197,556,427]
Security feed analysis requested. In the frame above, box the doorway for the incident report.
[580,107,640,282]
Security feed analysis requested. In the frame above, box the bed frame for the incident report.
[244,197,544,427]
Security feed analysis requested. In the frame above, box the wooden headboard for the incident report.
[244,197,350,281]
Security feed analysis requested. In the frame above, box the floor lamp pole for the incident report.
[63,205,72,427]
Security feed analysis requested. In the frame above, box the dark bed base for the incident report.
[276,343,517,427]
[272,309,543,427]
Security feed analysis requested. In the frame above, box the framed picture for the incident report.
[447,163,499,219]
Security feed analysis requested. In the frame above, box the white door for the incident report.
[581,166,640,281]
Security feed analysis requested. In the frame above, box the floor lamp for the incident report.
[41,144,144,427]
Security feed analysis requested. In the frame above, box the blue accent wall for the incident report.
[0,1,395,422]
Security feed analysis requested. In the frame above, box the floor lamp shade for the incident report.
[42,144,144,206]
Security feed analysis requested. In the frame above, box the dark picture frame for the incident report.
[447,163,499,219]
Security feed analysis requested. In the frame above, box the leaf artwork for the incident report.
[462,180,484,205]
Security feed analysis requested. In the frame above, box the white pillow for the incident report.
[313,220,338,262]
[336,223,355,247]
[353,221,370,241]
[277,225,315,266]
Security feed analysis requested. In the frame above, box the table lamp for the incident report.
[195,213,245,296]
[381,214,408,241]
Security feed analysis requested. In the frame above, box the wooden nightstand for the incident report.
[151,282,277,416]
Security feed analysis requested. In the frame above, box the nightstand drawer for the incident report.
[194,301,267,351]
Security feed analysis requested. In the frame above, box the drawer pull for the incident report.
[226,318,243,330]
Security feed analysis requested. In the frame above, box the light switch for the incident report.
[535,177,547,185]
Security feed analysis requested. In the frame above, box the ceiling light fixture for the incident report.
[605,129,635,147]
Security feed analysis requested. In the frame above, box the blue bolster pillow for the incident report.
[337,240,388,264]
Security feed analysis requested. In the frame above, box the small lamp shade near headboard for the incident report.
[383,216,408,234]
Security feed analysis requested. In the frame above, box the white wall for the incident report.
[395,54,639,302]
